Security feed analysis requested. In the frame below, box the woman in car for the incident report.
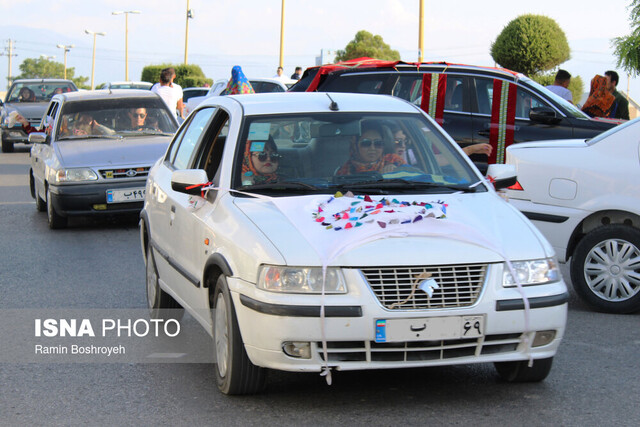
[241,136,280,185]
[336,121,406,176]
[18,87,37,102]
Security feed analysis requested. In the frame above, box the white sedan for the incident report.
[506,119,640,313]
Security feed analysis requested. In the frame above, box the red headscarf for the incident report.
[241,139,279,185]
[581,75,615,118]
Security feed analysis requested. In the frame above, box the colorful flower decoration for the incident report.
[313,192,447,231]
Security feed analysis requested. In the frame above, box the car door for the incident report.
[470,77,573,162]
[392,73,474,148]
[31,100,60,197]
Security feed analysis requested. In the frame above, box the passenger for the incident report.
[221,66,255,95]
[336,121,406,175]
[13,113,38,134]
[581,75,615,118]
[388,124,417,165]
[70,113,112,136]
[126,108,150,130]
[19,87,37,102]
[241,137,280,185]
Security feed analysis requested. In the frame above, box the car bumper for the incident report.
[49,180,147,216]
[228,267,568,373]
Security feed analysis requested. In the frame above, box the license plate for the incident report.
[375,315,484,343]
[106,188,146,203]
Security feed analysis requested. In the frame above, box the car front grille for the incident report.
[360,264,488,310]
[317,333,521,363]
[99,166,150,179]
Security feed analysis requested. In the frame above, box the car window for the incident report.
[256,82,285,93]
[172,107,216,170]
[322,74,388,94]
[393,74,465,113]
[194,110,230,181]
[56,97,178,140]
[44,101,60,135]
[473,78,546,118]
[232,112,481,194]
[7,82,76,103]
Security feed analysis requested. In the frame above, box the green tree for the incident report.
[612,0,640,76]
[140,63,212,88]
[14,57,89,88]
[491,14,570,76]
[335,30,401,62]
[532,72,584,104]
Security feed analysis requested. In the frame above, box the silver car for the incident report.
[29,90,178,229]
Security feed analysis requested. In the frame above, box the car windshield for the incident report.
[233,112,483,195]
[55,98,178,140]
[521,77,589,119]
[107,83,152,90]
[6,82,76,103]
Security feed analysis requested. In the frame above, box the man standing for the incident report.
[545,69,573,103]
[151,68,184,119]
[273,66,284,79]
[290,66,303,80]
[604,70,630,120]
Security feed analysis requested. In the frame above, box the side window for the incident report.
[324,74,388,94]
[46,102,59,136]
[515,88,546,119]
[474,78,494,115]
[194,111,230,181]
[444,77,465,112]
[393,75,423,103]
[171,107,216,170]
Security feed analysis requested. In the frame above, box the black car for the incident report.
[1,79,78,152]
[292,59,621,167]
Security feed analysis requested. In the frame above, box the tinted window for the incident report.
[322,74,388,94]
[474,78,546,118]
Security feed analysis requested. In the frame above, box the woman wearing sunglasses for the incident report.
[336,121,405,176]
[241,137,281,185]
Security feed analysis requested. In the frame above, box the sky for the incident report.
[0,0,637,99]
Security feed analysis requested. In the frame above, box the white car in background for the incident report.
[183,77,295,116]
[506,118,640,313]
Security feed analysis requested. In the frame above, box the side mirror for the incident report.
[486,164,517,190]
[171,169,210,195]
[28,132,48,144]
[529,106,562,125]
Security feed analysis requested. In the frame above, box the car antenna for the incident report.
[326,93,339,111]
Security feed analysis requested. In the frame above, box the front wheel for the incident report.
[494,357,553,382]
[570,225,640,314]
[1,132,14,153]
[46,187,67,229]
[211,275,266,395]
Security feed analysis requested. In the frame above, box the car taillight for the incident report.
[507,181,524,191]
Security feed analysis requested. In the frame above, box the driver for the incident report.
[19,87,37,102]
[336,121,405,176]
[126,108,150,130]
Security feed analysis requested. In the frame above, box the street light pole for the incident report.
[56,44,74,80]
[279,0,285,69]
[418,0,424,62]
[112,10,141,81]
[184,0,193,65]
[85,30,106,90]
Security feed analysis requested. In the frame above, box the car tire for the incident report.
[46,187,67,229]
[31,173,46,212]
[494,357,553,382]
[570,225,640,314]
[145,244,184,321]
[1,132,14,153]
[211,274,266,395]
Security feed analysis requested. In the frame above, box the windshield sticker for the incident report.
[248,123,271,141]
[313,192,447,231]
[249,141,266,152]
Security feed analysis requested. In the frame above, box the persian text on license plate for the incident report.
[106,188,145,203]
[374,315,484,343]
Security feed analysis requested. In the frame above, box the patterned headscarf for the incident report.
[221,65,255,95]
[581,75,615,118]
[241,138,279,185]
[336,140,406,176]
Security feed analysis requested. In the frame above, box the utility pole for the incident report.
[184,0,193,65]
[56,44,74,80]
[418,0,424,62]
[279,0,285,69]
[1,39,18,90]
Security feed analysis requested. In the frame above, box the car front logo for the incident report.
[125,169,137,177]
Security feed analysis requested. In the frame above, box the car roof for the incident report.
[11,78,76,84]
[55,89,161,102]
[303,57,525,91]
[213,91,421,116]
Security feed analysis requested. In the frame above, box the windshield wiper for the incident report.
[335,179,478,193]
[239,181,320,191]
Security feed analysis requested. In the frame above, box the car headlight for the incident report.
[54,168,99,183]
[503,258,560,287]
[257,265,347,294]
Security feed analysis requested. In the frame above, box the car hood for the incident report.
[233,193,552,267]
[54,135,171,168]
[3,102,48,121]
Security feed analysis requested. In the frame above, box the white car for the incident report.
[506,119,640,313]
[140,92,567,394]
[183,77,295,116]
